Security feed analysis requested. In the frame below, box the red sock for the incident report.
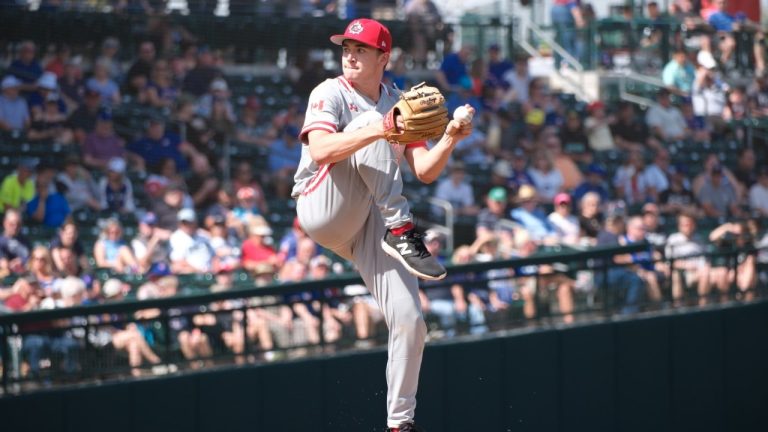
[389,222,414,236]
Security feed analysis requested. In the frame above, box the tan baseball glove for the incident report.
[383,82,449,144]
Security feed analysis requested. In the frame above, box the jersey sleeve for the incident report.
[300,81,342,144]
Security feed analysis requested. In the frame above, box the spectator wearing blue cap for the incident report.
[0,75,30,132]
[486,44,513,89]
[572,163,609,203]
[268,124,302,199]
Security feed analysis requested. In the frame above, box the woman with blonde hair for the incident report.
[93,219,138,273]
[27,246,57,297]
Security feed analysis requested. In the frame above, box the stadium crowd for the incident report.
[0,0,767,379]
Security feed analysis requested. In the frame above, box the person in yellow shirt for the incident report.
[0,158,37,212]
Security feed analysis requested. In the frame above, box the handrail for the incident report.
[0,243,653,325]
[618,71,666,107]
[517,17,589,102]
[425,197,454,252]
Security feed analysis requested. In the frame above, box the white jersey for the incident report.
[292,76,424,198]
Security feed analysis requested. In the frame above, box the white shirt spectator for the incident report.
[547,212,580,245]
[613,165,654,204]
[503,70,531,103]
[748,182,768,215]
[665,232,707,267]
[645,103,687,140]
[434,177,474,214]
[528,168,563,202]
[170,229,214,272]
[692,80,727,117]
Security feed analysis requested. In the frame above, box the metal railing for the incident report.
[2,241,765,396]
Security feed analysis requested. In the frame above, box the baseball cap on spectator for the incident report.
[697,50,717,70]
[424,229,443,244]
[525,108,545,126]
[554,193,571,206]
[512,148,526,160]
[250,224,273,236]
[489,43,501,52]
[492,160,512,178]
[102,37,119,49]
[516,184,538,203]
[97,109,113,122]
[711,163,723,174]
[144,175,169,196]
[586,163,606,176]
[488,187,507,202]
[1,75,21,90]
[140,212,158,226]
[210,78,228,92]
[310,255,332,269]
[177,208,197,223]
[330,19,392,53]
[107,157,126,174]
[18,157,38,170]
[669,163,688,176]
[45,92,60,103]
[642,203,659,215]
[237,187,256,200]
[37,72,58,90]
[586,101,605,114]
[102,278,123,299]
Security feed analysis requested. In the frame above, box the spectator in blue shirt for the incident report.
[127,117,209,176]
[662,49,696,95]
[510,185,556,243]
[436,46,472,91]
[572,163,610,203]
[268,125,302,198]
[27,163,70,228]
[487,44,513,89]
[0,76,30,133]
[707,0,765,73]
[8,41,43,96]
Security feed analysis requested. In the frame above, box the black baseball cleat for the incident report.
[382,227,446,281]
[387,423,425,432]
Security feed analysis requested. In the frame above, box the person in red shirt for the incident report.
[3,277,42,312]
[241,219,278,275]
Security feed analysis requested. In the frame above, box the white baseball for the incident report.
[453,105,473,125]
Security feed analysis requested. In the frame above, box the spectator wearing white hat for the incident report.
[0,75,30,132]
[97,157,136,214]
[170,208,216,274]
[28,71,66,120]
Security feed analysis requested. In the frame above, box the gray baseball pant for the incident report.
[296,111,427,428]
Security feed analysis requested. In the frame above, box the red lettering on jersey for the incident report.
[311,100,324,112]
[349,103,359,112]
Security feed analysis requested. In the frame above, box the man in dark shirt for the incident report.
[182,48,221,97]
[124,41,156,97]
[67,89,103,144]
[8,41,43,96]
[610,102,662,152]
[595,215,645,314]
[127,117,191,173]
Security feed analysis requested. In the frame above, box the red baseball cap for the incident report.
[330,19,392,53]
